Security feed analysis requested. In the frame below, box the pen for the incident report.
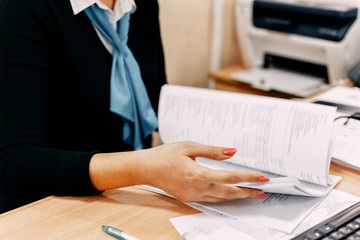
[102,225,140,240]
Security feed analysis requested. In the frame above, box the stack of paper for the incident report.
[158,84,340,196]
[331,112,360,171]
[312,86,360,171]
[169,190,360,240]
[314,86,360,112]
[139,184,339,234]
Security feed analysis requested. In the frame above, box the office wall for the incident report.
[158,0,241,88]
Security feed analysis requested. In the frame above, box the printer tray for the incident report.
[231,67,328,97]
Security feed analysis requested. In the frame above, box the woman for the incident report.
[0,0,268,213]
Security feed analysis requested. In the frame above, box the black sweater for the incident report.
[0,0,166,213]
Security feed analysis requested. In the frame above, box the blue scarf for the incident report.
[84,6,158,150]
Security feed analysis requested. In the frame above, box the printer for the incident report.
[233,0,360,97]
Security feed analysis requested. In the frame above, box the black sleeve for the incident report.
[0,0,100,211]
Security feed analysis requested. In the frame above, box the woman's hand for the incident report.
[137,141,268,202]
[89,141,268,203]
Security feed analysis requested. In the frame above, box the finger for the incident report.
[202,167,269,184]
[198,194,262,203]
[181,141,237,160]
[179,194,231,203]
[192,195,231,203]
[206,183,265,200]
[188,186,265,203]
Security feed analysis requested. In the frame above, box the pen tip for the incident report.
[102,225,109,231]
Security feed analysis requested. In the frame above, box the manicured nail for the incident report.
[223,148,237,156]
[256,194,267,199]
[257,176,270,183]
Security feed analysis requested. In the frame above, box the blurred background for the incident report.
[158,0,241,87]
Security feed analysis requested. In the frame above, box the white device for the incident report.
[234,0,360,97]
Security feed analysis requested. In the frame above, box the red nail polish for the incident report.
[257,176,270,182]
[256,194,267,199]
[223,148,237,156]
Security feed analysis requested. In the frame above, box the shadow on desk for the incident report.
[56,187,189,213]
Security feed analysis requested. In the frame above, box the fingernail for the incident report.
[255,194,267,199]
[223,148,237,156]
[257,176,270,182]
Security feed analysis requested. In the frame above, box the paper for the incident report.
[331,111,360,171]
[315,86,360,109]
[196,157,341,197]
[190,193,324,233]
[169,190,360,240]
[138,184,322,233]
[251,189,360,239]
[170,214,258,240]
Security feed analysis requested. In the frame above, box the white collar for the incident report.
[69,0,136,18]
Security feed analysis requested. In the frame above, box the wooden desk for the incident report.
[0,187,199,240]
[0,163,359,240]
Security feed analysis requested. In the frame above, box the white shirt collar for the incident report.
[69,0,136,20]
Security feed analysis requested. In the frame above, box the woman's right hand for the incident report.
[89,141,269,203]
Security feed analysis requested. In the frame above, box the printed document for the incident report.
[331,111,360,171]
[158,84,340,196]
[170,190,360,239]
